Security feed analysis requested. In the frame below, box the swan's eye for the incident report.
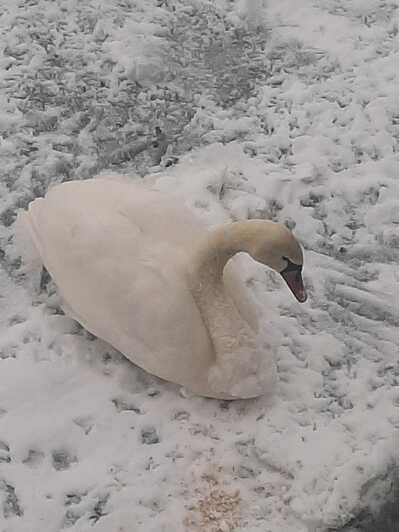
[281,256,302,273]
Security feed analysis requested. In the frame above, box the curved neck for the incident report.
[187,221,263,368]
[190,221,259,284]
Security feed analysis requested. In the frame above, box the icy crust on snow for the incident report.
[1,0,399,531]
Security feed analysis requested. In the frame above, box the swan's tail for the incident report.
[14,203,44,272]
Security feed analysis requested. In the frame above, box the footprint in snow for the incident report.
[52,448,78,471]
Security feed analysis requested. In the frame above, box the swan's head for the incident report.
[248,221,307,303]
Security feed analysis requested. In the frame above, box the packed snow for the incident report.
[1,0,399,531]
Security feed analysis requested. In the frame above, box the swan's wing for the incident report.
[26,179,213,381]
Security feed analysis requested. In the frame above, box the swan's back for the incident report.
[28,177,209,278]
[29,178,206,254]
[25,178,215,387]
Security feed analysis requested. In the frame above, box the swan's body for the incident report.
[18,177,306,399]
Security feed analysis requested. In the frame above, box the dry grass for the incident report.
[184,475,241,532]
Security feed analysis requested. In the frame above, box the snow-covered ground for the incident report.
[1,0,399,530]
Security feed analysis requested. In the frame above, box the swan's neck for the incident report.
[188,222,260,356]
[191,222,258,284]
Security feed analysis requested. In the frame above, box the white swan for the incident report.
[17,177,307,399]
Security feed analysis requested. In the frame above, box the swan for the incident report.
[17,177,307,399]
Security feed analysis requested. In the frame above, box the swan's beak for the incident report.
[281,270,307,303]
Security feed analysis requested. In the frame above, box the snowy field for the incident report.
[1,0,399,530]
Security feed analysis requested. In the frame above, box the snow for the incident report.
[1,0,399,531]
